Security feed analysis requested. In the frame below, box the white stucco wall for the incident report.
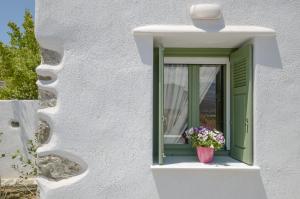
[34,0,300,199]
[0,100,39,178]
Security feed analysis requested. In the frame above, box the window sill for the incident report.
[151,156,259,171]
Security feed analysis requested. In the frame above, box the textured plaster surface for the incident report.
[35,0,300,199]
[0,100,39,178]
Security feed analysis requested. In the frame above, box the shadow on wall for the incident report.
[192,17,225,32]
[0,100,39,178]
[11,100,39,155]
[152,169,267,199]
[253,36,282,69]
[11,101,38,136]
[134,35,153,66]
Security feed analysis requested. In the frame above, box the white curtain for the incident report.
[163,65,220,144]
[199,65,220,129]
[199,65,220,103]
[164,65,188,144]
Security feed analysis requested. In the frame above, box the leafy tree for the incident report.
[0,10,40,99]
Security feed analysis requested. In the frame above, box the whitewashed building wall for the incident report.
[34,1,300,199]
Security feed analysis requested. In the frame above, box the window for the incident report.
[153,46,253,165]
[163,63,226,155]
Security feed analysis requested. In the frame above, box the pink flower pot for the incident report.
[196,147,214,163]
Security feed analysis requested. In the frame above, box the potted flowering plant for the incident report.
[185,126,225,163]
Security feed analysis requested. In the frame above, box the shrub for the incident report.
[0,10,40,100]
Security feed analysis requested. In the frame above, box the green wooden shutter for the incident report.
[230,44,253,165]
[158,47,165,165]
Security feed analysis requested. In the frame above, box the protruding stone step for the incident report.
[37,120,50,144]
[38,90,57,109]
[41,48,62,65]
[37,155,82,181]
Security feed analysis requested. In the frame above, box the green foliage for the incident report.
[0,10,40,100]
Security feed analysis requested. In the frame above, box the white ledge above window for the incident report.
[151,156,260,171]
[133,25,276,48]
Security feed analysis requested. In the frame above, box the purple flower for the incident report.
[215,134,225,144]
[184,126,225,150]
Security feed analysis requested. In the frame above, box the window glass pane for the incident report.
[164,64,188,144]
[199,65,223,131]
